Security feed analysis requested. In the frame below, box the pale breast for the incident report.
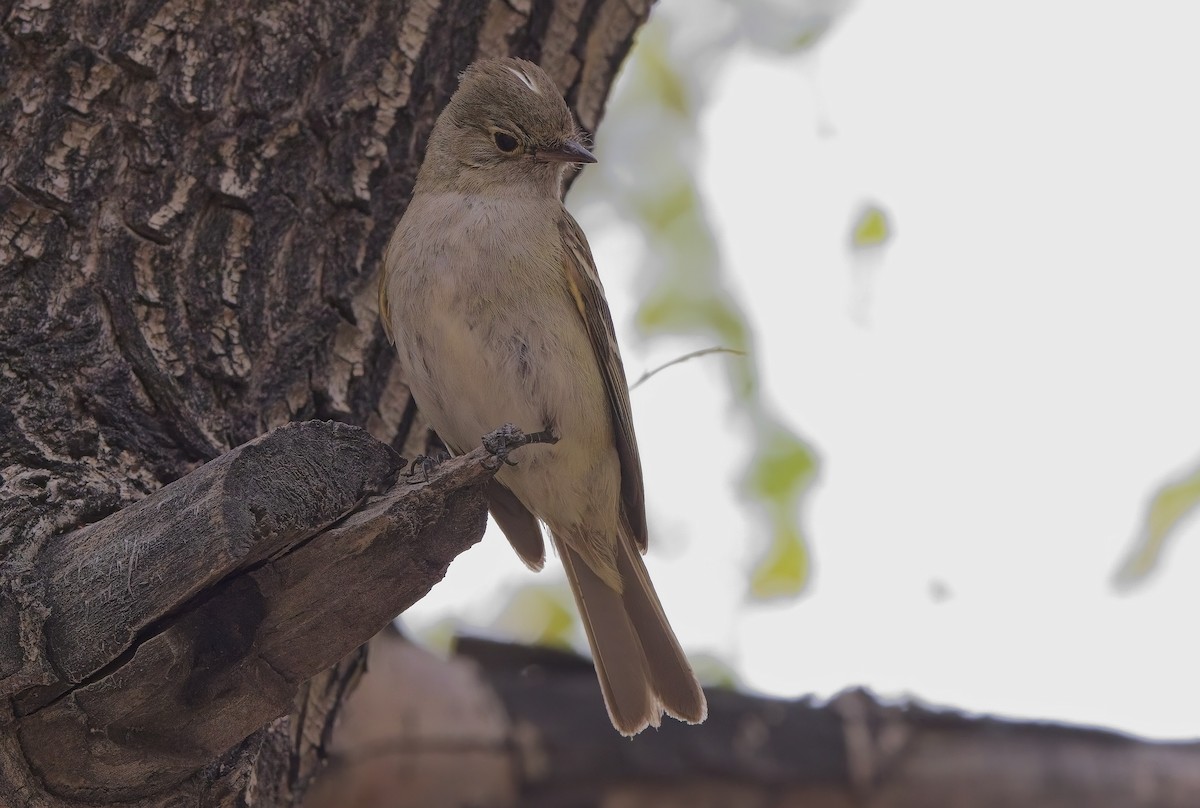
[382,192,620,531]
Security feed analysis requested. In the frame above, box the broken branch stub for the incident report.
[11,420,506,801]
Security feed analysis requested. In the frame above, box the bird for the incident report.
[379,57,706,735]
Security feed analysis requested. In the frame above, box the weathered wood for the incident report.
[9,420,506,801]
[1,0,651,804]
[307,633,1200,808]
[7,421,398,705]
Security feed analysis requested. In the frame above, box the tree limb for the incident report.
[307,633,1200,808]
[6,420,508,802]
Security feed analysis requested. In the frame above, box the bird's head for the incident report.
[419,58,596,197]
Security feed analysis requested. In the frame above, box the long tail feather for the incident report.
[555,533,706,734]
[557,536,656,734]
[616,538,707,724]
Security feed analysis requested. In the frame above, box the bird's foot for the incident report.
[403,449,450,483]
[482,423,559,470]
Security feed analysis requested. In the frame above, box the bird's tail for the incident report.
[555,532,707,735]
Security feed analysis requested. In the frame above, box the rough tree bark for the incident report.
[0,1,651,805]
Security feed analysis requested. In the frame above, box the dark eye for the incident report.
[493,132,519,153]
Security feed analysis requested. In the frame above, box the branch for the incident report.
[307,634,1200,808]
[630,346,746,391]
[6,421,511,802]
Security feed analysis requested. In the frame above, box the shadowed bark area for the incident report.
[0,0,651,805]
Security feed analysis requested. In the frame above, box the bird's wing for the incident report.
[378,268,394,344]
[487,479,546,569]
[558,212,649,552]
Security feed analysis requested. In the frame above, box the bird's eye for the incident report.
[493,132,519,153]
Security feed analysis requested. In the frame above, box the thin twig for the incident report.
[630,346,747,391]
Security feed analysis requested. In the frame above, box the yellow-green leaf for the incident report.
[792,22,830,52]
[638,289,748,349]
[1114,464,1200,587]
[636,181,696,234]
[414,617,458,655]
[687,652,741,690]
[636,25,690,115]
[851,204,891,249]
[747,430,818,503]
[750,521,810,599]
[492,585,577,648]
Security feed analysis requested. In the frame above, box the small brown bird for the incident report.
[379,58,706,735]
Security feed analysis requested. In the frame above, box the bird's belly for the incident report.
[393,268,619,532]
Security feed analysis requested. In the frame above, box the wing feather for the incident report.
[558,214,649,552]
[378,269,395,344]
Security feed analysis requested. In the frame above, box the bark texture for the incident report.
[9,422,506,802]
[0,0,651,805]
[308,633,1200,808]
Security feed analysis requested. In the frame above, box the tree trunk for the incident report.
[0,1,651,805]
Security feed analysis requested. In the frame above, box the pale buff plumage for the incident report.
[379,58,706,735]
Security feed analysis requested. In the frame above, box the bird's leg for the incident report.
[404,448,450,482]
[482,423,559,469]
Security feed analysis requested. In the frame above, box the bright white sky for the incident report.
[406,0,1200,740]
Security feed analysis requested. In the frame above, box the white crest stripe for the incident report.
[506,66,539,95]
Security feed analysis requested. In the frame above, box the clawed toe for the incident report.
[482,423,559,469]
[404,449,449,482]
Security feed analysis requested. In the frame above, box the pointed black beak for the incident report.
[534,139,597,164]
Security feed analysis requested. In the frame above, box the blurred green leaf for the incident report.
[637,291,683,332]
[413,617,458,655]
[638,289,748,350]
[750,519,809,599]
[639,26,691,115]
[493,584,577,648]
[688,652,742,689]
[1114,463,1200,588]
[851,204,891,249]
[745,421,816,600]
[638,181,696,234]
[747,428,818,503]
[792,20,831,51]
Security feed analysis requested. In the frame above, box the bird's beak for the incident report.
[535,140,597,164]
